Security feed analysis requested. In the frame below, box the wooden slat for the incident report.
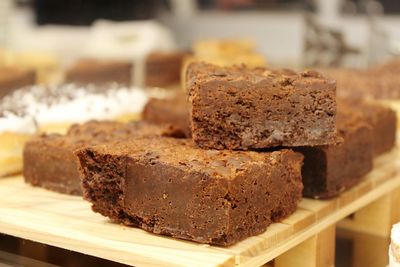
[338,187,400,237]
[0,148,398,267]
[274,225,335,267]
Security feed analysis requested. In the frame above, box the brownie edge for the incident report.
[76,138,303,246]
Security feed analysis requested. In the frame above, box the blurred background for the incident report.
[0,0,399,70]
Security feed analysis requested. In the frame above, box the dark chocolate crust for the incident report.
[66,59,132,86]
[76,137,303,246]
[23,121,166,195]
[142,92,191,137]
[0,68,36,98]
[297,106,373,199]
[187,62,337,150]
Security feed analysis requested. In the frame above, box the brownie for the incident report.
[296,104,373,199]
[0,68,36,98]
[323,65,400,100]
[142,92,191,137]
[23,121,165,195]
[344,99,396,155]
[76,137,303,246]
[66,59,132,86]
[145,51,188,87]
[187,62,337,150]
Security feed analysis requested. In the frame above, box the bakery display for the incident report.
[145,51,188,88]
[187,62,337,149]
[142,92,191,137]
[1,25,399,264]
[23,121,165,195]
[296,105,373,199]
[66,59,133,86]
[0,83,147,177]
[76,136,303,246]
[0,67,36,98]
[391,223,400,267]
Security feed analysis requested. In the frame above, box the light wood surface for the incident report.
[0,148,399,267]
[274,225,335,267]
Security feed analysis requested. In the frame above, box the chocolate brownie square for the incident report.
[23,121,164,195]
[297,105,373,199]
[76,137,303,246]
[187,62,337,150]
[66,59,132,86]
[142,92,191,137]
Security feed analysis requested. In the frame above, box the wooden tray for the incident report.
[0,149,399,267]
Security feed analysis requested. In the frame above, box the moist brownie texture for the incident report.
[66,59,132,86]
[0,68,36,98]
[142,92,191,138]
[296,104,373,199]
[76,138,303,246]
[187,62,337,150]
[23,121,165,195]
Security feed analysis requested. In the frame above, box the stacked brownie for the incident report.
[73,62,340,245]
[142,90,395,199]
[23,61,393,246]
[187,63,337,149]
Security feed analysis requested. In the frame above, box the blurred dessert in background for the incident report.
[191,38,266,67]
[0,49,60,85]
[322,59,400,128]
[0,83,148,177]
[145,51,188,89]
[66,59,133,86]
[82,20,176,87]
[181,38,267,89]
[0,67,35,98]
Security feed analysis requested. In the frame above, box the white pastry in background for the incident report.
[83,20,176,87]
[0,83,148,177]
[391,223,400,267]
